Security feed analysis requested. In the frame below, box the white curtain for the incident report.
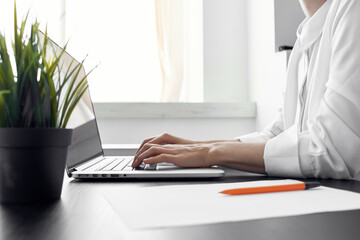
[154,0,184,102]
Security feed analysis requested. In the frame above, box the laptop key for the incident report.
[76,157,105,171]
[123,166,134,172]
[112,158,131,171]
[84,157,113,172]
[125,157,135,167]
[102,158,121,171]
[95,157,117,171]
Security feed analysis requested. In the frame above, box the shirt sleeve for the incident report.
[236,108,284,143]
[265,0,360,180]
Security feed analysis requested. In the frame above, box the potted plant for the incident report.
[0,6,91,204]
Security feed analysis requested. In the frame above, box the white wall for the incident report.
[203,0,249,102]
[97,0,256,144]
[97,118,255,144]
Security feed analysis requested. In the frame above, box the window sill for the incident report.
[93,102,256,119]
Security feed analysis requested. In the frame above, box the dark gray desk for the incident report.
[1,165,360,240]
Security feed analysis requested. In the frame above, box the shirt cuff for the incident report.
[236,132,270,143]
[264,125,304,178]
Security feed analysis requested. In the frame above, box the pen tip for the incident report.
[305,182,321,189]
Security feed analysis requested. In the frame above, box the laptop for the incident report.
[41,32,224,179]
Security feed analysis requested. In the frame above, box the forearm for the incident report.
[208,142,266,174]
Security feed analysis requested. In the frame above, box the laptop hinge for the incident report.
[66,166,75,177]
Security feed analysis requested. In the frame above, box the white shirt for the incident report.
[238,0,360,180]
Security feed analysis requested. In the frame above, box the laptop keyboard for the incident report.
[99,157,134,171]
[76,156,179,173]
[77,157,172,172]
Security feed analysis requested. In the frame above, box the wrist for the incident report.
[206,142,266,174]
[206,143,227,166]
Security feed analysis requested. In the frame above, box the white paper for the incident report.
[103,179,360,229]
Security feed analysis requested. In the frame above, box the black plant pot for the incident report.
[0,128,73,204]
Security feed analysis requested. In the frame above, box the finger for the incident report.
[132,146,175,167]
[143,153,192,167]
[147,133,174,145]
[136,133,174,156]
[136,134,168,155]
[143,153,177,165]
[134,143,157,164]
[135,143,195,164]
[136,136,156,154]
[145,152,209,168]
[136,140,158,157]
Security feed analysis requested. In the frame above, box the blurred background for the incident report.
[0,0,304,144]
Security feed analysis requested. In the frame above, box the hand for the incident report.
[132,143,214,168]
[132,141,266,174]
[136,133,194,155]
[136,133,240,158]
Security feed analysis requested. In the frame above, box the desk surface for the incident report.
[1,167,360,240]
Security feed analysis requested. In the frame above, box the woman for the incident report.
[133,0,360,180]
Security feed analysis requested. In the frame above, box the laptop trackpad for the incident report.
[156,163,181,170]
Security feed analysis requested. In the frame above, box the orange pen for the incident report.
[220,182,321,195]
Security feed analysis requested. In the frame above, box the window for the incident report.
[0,0,63,48]
[65,0,163,102]
[1,0,249,104]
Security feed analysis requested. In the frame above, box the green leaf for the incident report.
[0,3,96,128]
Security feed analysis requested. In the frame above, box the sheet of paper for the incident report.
[102,179,360,229]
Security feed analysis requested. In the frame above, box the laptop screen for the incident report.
[39,32,104,170]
